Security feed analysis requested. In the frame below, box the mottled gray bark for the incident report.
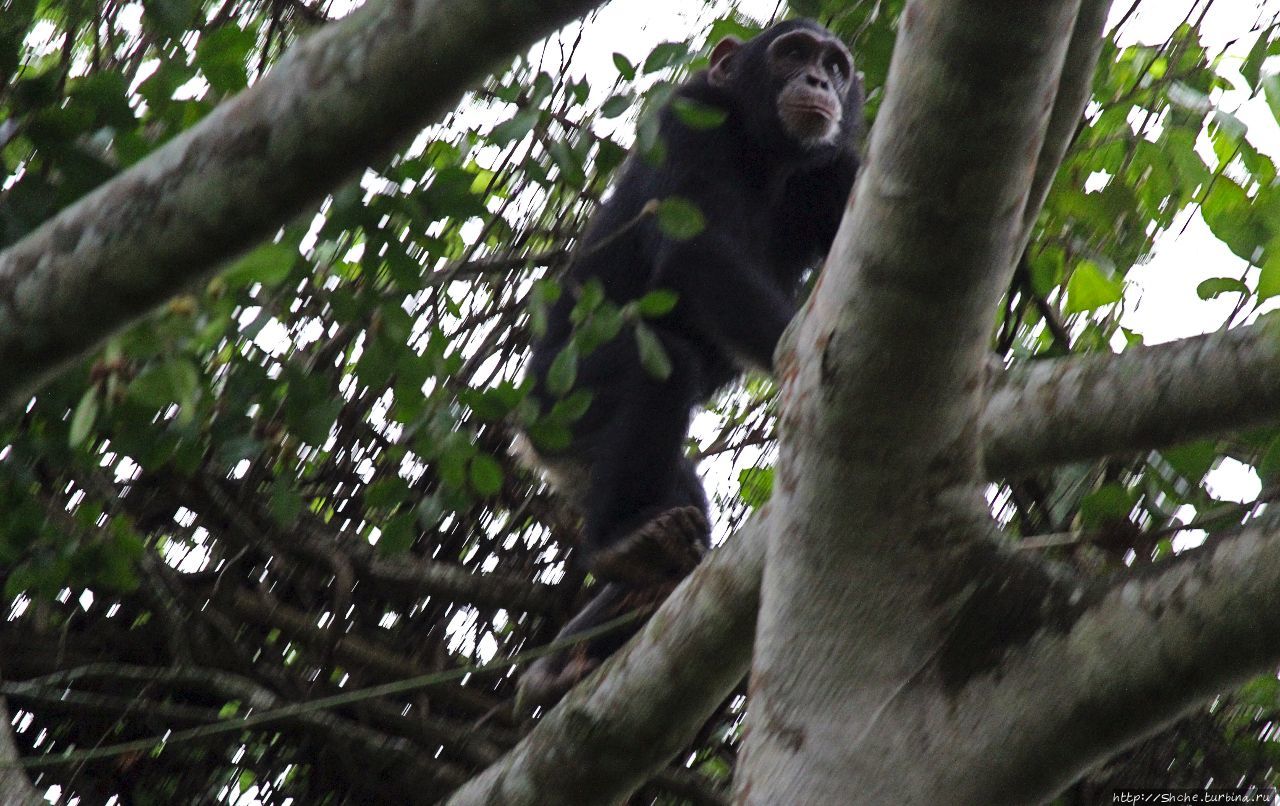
[940,514,1280,796]
[0,694,40,805]
[739,0,1084,800]
[983,322,1280,476]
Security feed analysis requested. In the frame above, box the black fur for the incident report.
[519,19,862,705]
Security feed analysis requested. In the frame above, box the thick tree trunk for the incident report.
[738,1,1086,801]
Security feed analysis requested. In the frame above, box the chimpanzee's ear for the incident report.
[708,37,742,87]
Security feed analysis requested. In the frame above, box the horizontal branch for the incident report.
[224,588,497,716]
[0,0,603,409]
[982,323,1280,477]
[3,663,468,798]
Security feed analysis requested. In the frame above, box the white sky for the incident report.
[1106,2,1279,509]
[1116,1,1280,347]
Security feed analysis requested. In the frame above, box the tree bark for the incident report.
[738,0,1084,801]
[0,693,40,805]
[983,322,1280,476]
[0,0,605,410]
[445,520,765,805]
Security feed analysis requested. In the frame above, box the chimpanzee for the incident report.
[517,18,863,705]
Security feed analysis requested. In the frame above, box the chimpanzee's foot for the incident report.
[515,582,679,709]
[516,647,600,710]
[586,506,709,585]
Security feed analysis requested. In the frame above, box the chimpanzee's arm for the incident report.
[653,235,798,372]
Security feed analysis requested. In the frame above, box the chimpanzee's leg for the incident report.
[579,334,711,585]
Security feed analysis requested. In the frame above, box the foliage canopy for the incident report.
[4,0,1280,802]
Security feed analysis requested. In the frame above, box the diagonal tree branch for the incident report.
[1018,0,1113,251]
[0,0,604,409]
[948,514,1280,796]
[981,322,1280,477]
[445,519,766,805]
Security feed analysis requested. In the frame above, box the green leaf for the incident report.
[1195,277,1248,300]
[570,280,606,325]
[1162,441,1217,483]
[1264,74,1280,125]
[376,513,417,557]
[268,484,303,527]
[1244,28,1274,88]
[68,72,136,130]
[547,343,579,396]
[549,389,593,424]
[596,138,628,176]
[528,279,561,340]
[547,139,586,185]
[436,434,475,490]
[526,420,572,452]
[529,72,555,106]
[638,289,679,317]
[635,322,672,381]
[96,527,144,592]
[196,25,254,93]
[1063,259,1123,314]
[1238,675,1280,709]
[1259,437,1280,484]
[579,305,625,351]
[365,477,411,510]
[130,359,200,409]
[3,563,36,600]
[421,167,489,219]
[143,0,198,39]
[612,53,637,81]
[738,466,774,509]
[1202,177,1268,261]
[1027,247,1065,297]
[601,94,633,119]
[469,454,504,497]
[416,493,445,530]
[655,197,706,241]
[223,242,296,288]
[464,387,516,421]
[296,399,341,445]
[643,42,688,74]
[672,97,728,130]
[69,387,99,448]
[137,59,194,111]
[218,435,263,465]
[491,109,539,145]
[1260,246,1280,302]
[1209,111,1249,166]
[1078,483,1137,527]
